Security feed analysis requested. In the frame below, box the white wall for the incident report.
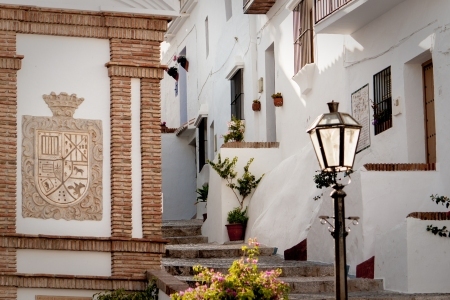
[17,249,111,276]
[131,78,143,238]
[161,0,450,289]
[18,288,100,300]
[376,218,450,293]
[162,134,196,220]
[16,34,111,237]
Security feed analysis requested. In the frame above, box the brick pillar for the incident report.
[140,79,162,239]
[110,76,133,238]
[0,30,19,300]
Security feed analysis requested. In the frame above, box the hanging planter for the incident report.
[167,66,179,81]
[272,92,283,107]
[252,100,261,111]
[177,55,189,72]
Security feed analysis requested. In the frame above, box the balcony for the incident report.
[314,0,406,34]
[243,0,276,14]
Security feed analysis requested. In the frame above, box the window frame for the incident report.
[373,66,392,135]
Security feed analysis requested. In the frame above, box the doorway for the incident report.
[422,60,436,164]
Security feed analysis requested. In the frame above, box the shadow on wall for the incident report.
[246,144,323,253]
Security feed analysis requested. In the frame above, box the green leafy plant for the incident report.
[426,225,449,237]
[227,207,249,224]
[195,183,209,205]
[171,238,289,300]
[430,194,450,208]
[271,92,282,99]
[426,194,450,238]
[208,155,263,224]
[312,169,353,200]
[94,281,158,300]
[222,116,245,143]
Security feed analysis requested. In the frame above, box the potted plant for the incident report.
[177,55,189,71]
[252,99,261,111]
[272,92,283,107]
[222,116,245,143]
[167,66,179,81]
[195,183,209,221]
[208,155,263,241]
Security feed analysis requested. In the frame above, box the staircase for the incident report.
[161,220,449,299]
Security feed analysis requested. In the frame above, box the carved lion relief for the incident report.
[22,92,103,220]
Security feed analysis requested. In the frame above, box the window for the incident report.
[198,118,208,172]
[230,69,244,120]
[293,0,314,74]
[205,17,209,57]
[373,66,392,135]
[225,0,232,21]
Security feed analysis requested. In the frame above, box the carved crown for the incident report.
[43,92,84,117]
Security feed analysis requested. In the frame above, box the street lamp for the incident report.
[306,101,362,300]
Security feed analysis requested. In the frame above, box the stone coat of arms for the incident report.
[22,92,103,220]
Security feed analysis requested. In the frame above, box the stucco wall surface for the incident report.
[376,218,450,293]
[16,34,112,237]
[17,249,111,276]
[162,134,196,220]
[17,288,100,300]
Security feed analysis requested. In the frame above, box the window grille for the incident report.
[294,0,314,74]
[198,118,208,172]
[373,66,392,135]
[230,69,244,120]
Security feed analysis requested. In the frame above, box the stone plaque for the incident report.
[351,84,370,153]
[22,92,103,220]
[36,296,91,300]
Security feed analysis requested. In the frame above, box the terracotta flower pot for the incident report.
[273,97,283,107]
[252,102,261,111]
[226,223,246,241]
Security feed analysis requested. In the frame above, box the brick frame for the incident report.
[0,4,168,298]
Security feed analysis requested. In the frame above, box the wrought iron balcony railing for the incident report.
[314,0,353,23]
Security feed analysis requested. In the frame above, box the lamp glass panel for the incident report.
[341,113,360,125]
[343,127,361,167]
[319,127,341,167]
[318,113,340,125]
[310,129,325,170]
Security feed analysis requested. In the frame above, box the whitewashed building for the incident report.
[161,0,450,294]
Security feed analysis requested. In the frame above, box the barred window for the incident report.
[293,0,314,74]
[230,69,244,120]
[373,67,392,135]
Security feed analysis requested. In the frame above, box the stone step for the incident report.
[165,243,275,259]
[163,256,334,277]
[176,276,383,294]
[283,276,383,294]
[162,220,203,238]
[289,291,450,299]
[164,236,208,245]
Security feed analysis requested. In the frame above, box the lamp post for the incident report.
[306,101,362,300]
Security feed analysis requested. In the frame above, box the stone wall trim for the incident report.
[0,234,167,253]
[0,274,147,291]
[0,55,23,70]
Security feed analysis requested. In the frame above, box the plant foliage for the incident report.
[222,116,245,143]
[171,238,290,300]
[312,169,353,200]
[94,281,158,300]
[426,225,449,238]
[227,207,249,224]
[195,184,209,205]
[208,155,263,210]
[430,194,450,209]
[208,155,263,224]
[426,194,450,239]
